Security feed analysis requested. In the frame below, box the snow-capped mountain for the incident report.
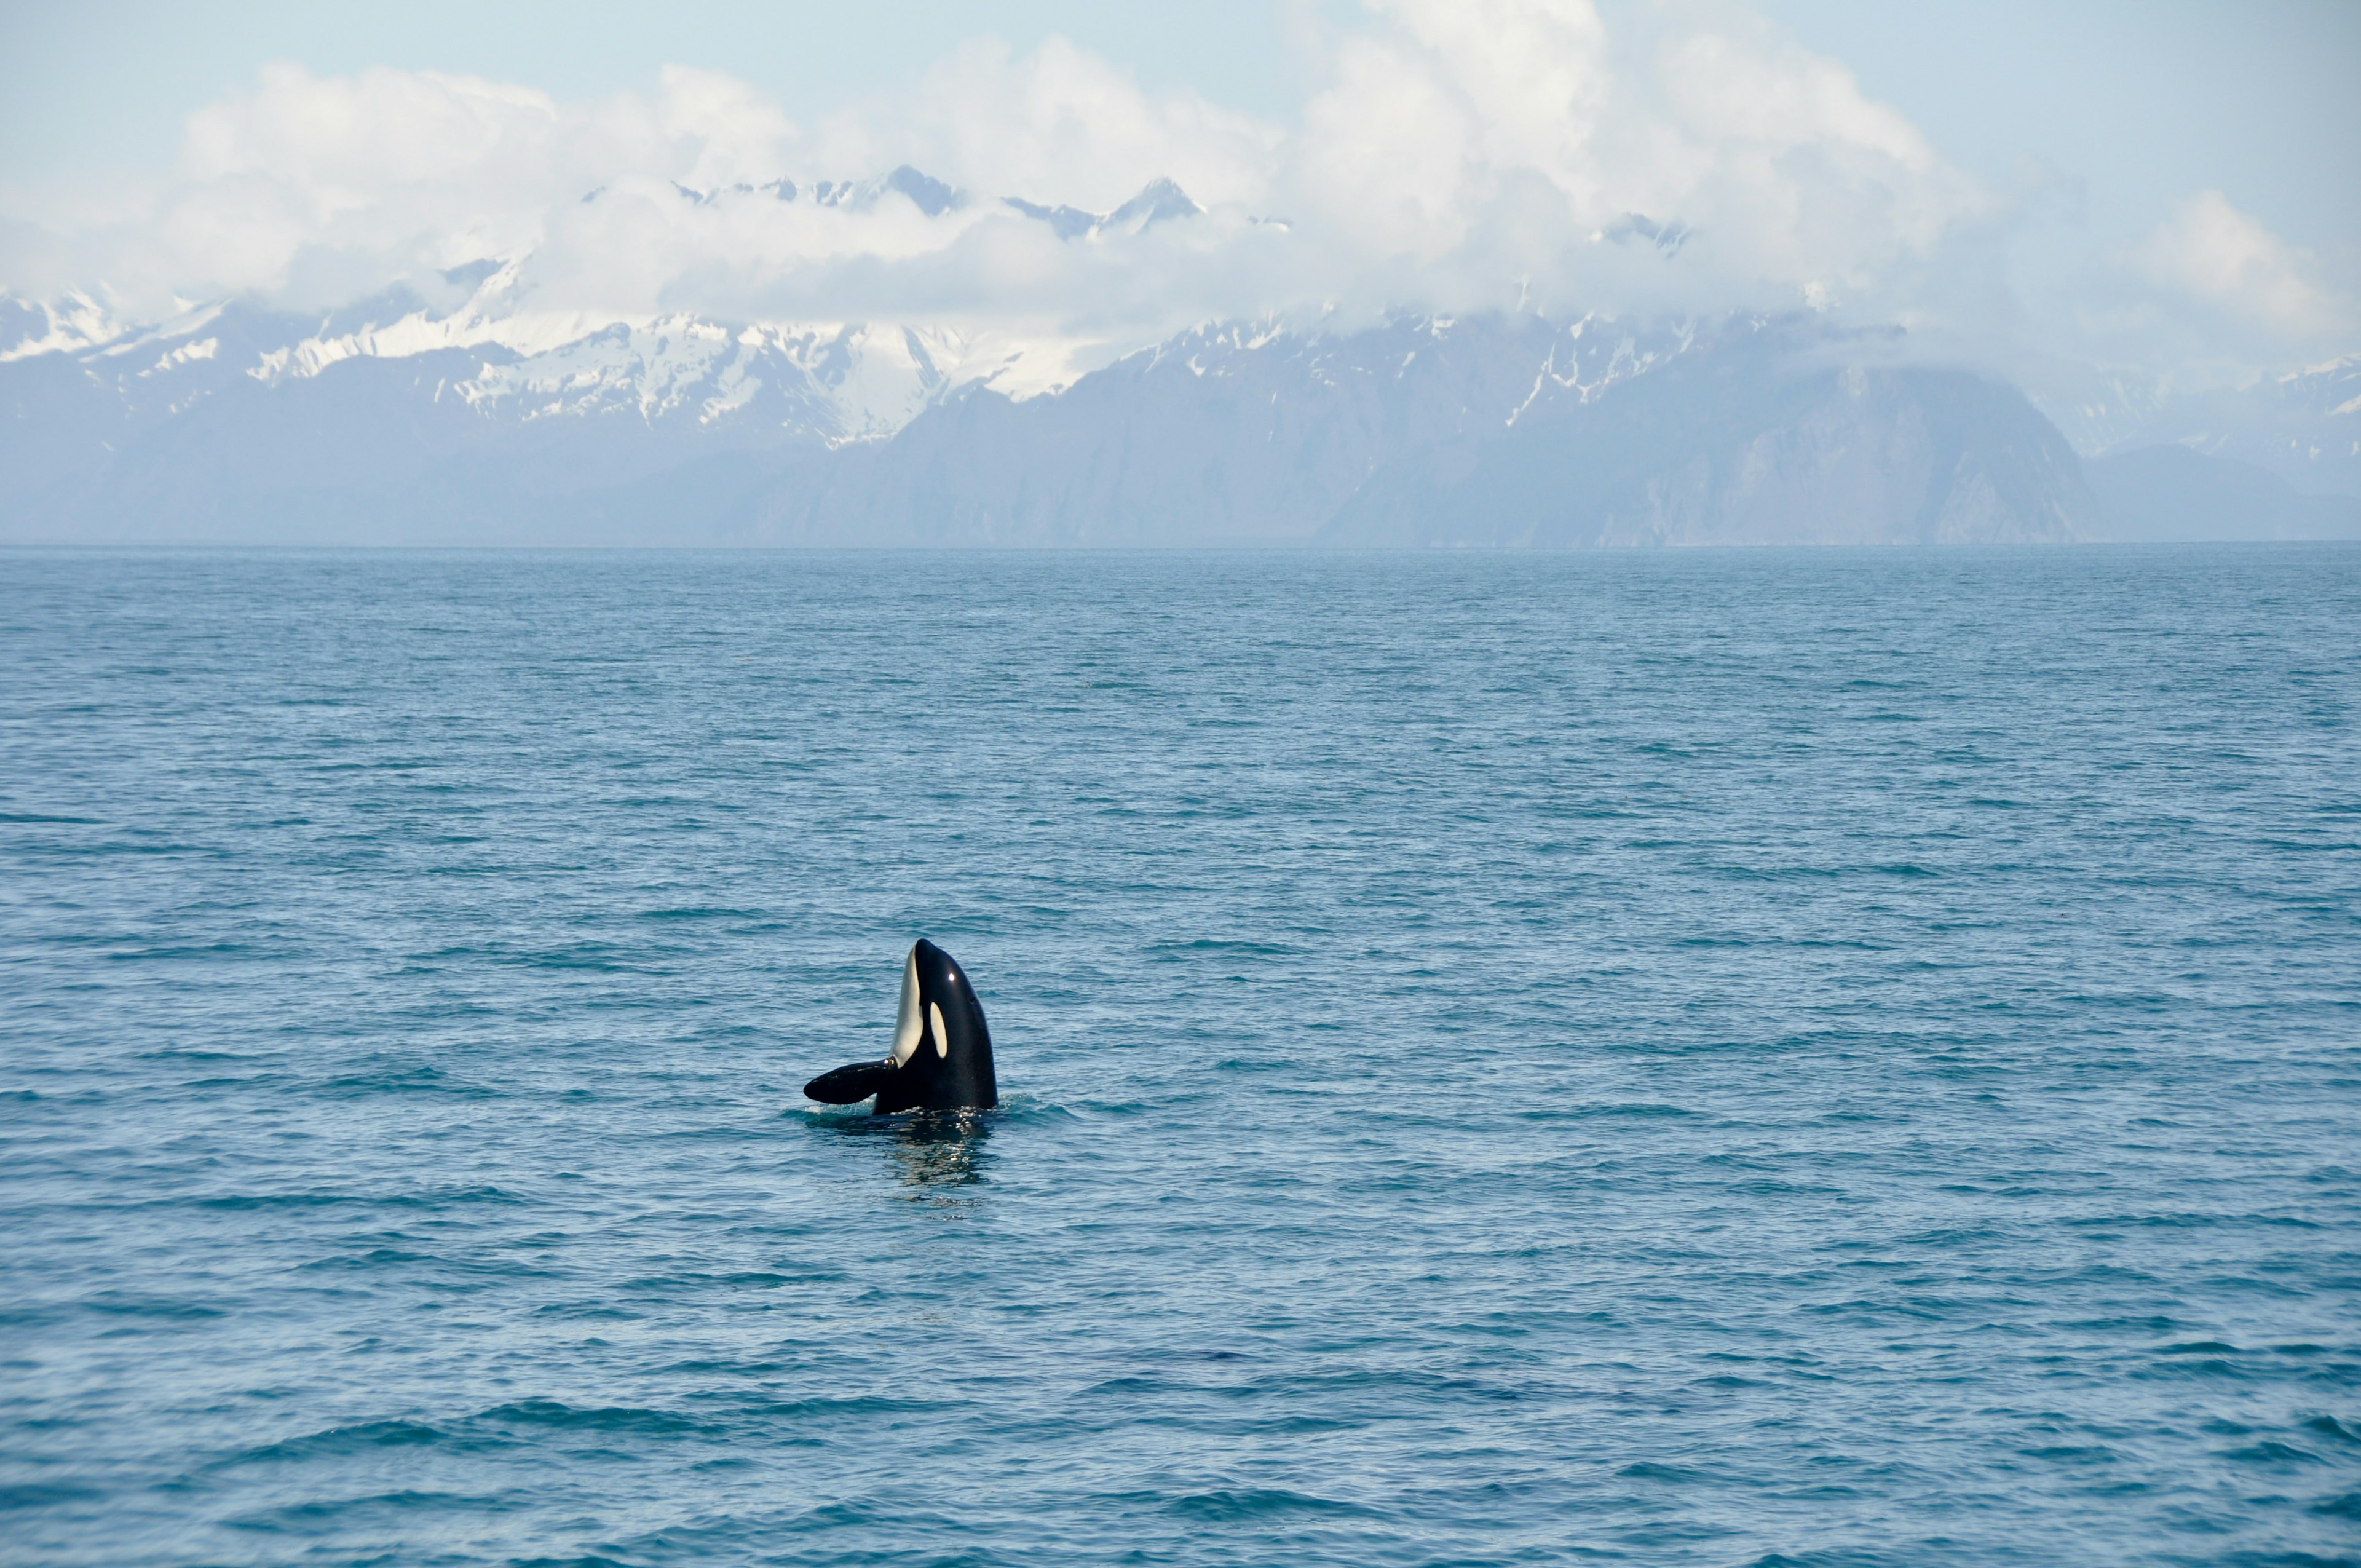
[2045,356,2361,499]
[1,271,1087,456]
[0,301,2108,545]
[783,314,2098,547]
[2,165,2351,545]
[1005,178,1205,240]
[660,163,1206,239]
[0,165,1216,459]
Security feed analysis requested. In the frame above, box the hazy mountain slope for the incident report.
[4,285,2113,548]
[6,336,848,544]
[1328,330,2098,545]
[2088,445,2361,542]
[755,316,1690,545]
[759,314,2102,549]
[2053,357,2361,500]
[0,253,1070,542]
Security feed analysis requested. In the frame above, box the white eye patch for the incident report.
[929,1002,947,1058]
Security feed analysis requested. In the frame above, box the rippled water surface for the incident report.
[4,547,2359,1567]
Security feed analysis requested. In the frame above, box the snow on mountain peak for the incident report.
[0,290,131,363]
[1004,178,1203,242]
[7,258,1105,454]
[666,164,966,217]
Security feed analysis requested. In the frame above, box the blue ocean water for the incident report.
[2,546,2359,1567]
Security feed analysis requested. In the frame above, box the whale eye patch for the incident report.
[928,1002,948,1057]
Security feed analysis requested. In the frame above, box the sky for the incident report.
[2,0,2355,389]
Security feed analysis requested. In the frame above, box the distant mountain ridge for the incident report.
[757,315,2098,547]
[2086,446,2361,542]
[2050,357,2361,501]
[2,166,2353,547]
[0,164,1217,438]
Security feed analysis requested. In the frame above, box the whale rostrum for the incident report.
[804,939,999,1112]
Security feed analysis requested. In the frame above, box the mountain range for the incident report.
[5,172,2356,548]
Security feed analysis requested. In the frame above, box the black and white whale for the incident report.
[803,939,999,1112]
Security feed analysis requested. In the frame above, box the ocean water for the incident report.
[3,545,2358,1568]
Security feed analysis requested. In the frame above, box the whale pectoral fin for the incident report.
[804,1061,896,1104]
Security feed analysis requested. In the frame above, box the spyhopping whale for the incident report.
[804,939,999,1112]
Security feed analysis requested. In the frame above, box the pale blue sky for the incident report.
[2,0,2354,251]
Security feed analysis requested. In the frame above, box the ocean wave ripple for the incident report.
[2,545,2358,1566]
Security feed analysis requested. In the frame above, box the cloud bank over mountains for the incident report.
[6,0,2347,385]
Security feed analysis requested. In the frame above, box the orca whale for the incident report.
[803,939,999,1112]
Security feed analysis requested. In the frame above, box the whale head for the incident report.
[804,938,998,1112]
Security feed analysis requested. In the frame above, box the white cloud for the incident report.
[806,36,1278,213]
[1276,0,1995,326]
[4,0,2343,379]
[2137,189,2352,341]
